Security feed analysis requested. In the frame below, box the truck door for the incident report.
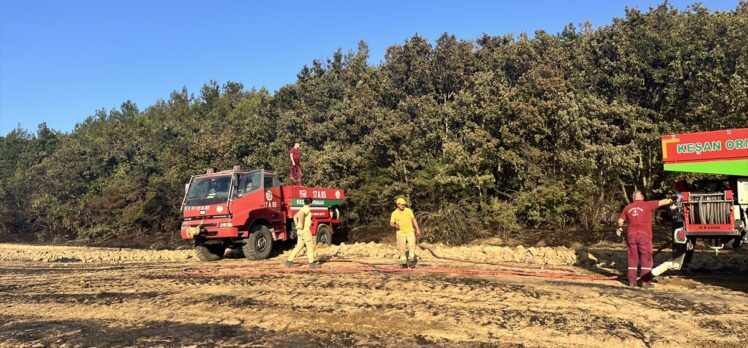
[261,172,283,222]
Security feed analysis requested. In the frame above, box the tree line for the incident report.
[1,3,746,245]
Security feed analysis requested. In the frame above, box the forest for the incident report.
[1,3,746,245]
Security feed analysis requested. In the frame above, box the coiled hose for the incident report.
[690,193,730,225]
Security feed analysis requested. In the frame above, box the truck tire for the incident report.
[244,225,273,260]
[316,224,332,245]
[195,244,226,262]
[674,237,695,265]
[288,221,297,240]
[225,247,244,259]
[731,236,743,249]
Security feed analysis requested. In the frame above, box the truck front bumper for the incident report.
[180,225,239,240]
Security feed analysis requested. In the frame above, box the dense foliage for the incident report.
[1,3,747,244]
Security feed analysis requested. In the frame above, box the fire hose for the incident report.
[688,193,731,225]
[182,258,621,280]
[181,241,642,281]
[182,235,678,280]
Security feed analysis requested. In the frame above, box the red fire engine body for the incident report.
[659,128,747,268]
[179,167,344,261]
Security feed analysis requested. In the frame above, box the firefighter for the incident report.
[286,198,320,268]
[616,190,672,288]
[389,197,421,268]
[289,142,302,186]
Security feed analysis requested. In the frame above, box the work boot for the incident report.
[308,262,321,269]
[628,282,637,288]
[285,261,296,268]
[401,263,408,269]
[408,259,416,268]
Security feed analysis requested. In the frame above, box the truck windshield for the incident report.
[185,176,231,206]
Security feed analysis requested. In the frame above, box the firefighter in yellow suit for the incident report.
[390,197,421,268]
[286,197,320,268]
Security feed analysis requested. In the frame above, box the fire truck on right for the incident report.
[655,128,748,274]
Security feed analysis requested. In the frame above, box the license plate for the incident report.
[187,226,200,237]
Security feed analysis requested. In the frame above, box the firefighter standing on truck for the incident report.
[616,190,672,288]
[390,197,421,268]
[289,142,302,186]
[286,198,320,268]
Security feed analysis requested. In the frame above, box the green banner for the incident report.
[290,199,344,207]
[664,159,748,176]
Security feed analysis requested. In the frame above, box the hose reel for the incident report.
[687,193,731,225]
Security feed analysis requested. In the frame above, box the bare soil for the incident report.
[1,242,747,347]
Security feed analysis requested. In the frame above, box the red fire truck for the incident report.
[179,167,345,261]
[654,128,748,273]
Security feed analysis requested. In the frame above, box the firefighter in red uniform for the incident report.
[616,190,672,288]
[289,142,302,186]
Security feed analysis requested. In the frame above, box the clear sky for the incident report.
[0,0,739,135]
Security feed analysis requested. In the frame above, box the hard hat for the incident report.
[395,197,407,205]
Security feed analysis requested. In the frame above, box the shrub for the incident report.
[479,197,521,236]
[418,202,488,245]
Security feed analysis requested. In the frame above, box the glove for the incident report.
[616,227,623,237]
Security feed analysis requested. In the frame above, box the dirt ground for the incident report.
[1,241,747,347]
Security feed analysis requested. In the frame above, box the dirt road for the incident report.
[1,243,747,347]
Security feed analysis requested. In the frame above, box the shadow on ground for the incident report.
[576,247,748,293]
[0,315,463,347]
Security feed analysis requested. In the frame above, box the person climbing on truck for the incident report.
[616,190,672,288]
[286,197,320,268]
[390,197,421,269]
[289,142,302,186]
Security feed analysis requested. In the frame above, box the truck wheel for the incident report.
[685,237,696,264]
[225,247,244,259]
[244,225,273,260]
[673,237,695,264]
[316,224,332,245]
[731,236,743,249]
[195,244,226,262]
[673,242,687,257]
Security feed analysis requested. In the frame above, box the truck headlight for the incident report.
[218,222,233,228]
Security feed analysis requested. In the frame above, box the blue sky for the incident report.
[0,0,739,135]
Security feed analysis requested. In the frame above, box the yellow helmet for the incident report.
[395,197,407,205]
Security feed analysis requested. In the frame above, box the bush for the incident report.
[479,197,521,236]
[515,182,581,229]
[418,202,488,245]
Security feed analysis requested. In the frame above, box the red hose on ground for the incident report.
[181,240,673,281]
[182,258,621,281]
[417,244,624,280]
